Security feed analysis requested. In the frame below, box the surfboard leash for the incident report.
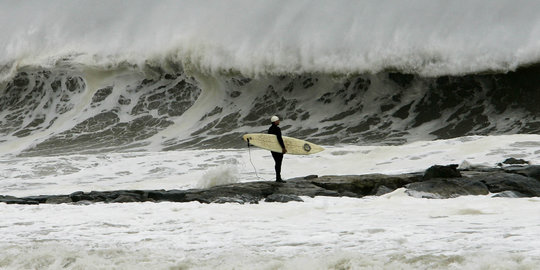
[246,138,262,180]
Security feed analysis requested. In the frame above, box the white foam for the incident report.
[1,196,540,269]
[2,1,540,76]
[197,165,240,189]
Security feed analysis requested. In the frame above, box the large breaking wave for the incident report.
[2,0,540,156]
[2,62,540,156]
[3,0,540,76]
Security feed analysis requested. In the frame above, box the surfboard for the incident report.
[242,133,324,155]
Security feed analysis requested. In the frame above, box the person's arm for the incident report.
[276,129,287,153]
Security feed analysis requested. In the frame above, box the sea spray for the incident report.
[197,165,240,188]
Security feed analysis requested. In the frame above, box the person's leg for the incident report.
[276,153,283,180]
[271,152,284,181]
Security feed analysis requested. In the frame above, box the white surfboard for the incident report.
[242,133,324,155]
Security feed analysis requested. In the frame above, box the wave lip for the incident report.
[2,1,540,76]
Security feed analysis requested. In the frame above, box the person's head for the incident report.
[271,115,280,125]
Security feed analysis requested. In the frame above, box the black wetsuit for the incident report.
[268,123,285,181]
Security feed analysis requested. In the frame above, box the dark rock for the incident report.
[500,158,530,165]
[45,196,72,204]
[69,191,97,202]
[504,165,540,181]
[0,195,39,205]
[491,190,528,198]
[111,195,140,203]
[310,174,422,197]
[406,178,489,199]
[73,200,93,205]
[476,172,540,197]
[8,199,40,205]
[4,167,540,205]
[0,195,17,201]
[188,181,274,203]
[21,195,51,203]
[147,190,186,202]
[265,194,303,203]
[424,164,461,179]
[275,178,341,197]
[211,197,248,204]
[192,193,261,204]
[374,185,394,196]
[341,191,359,197]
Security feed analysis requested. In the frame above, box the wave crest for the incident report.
[2,1,540,76]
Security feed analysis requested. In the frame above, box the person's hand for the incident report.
[282,148,287,154]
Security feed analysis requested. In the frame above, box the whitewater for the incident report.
[2,0,540,77]
[2,0,540,269]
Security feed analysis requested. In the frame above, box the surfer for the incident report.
[268,115,287,182]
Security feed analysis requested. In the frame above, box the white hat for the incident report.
[271,115,279,122]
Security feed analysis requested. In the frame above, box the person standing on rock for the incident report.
[268,115,287,182]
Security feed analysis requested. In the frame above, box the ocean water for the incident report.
[2,1,540,269]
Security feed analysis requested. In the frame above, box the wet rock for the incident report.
[111,195,140,203]
[476,172,540,197]
[211,197,248,204]
[424,164,461,179]
[73,200,93,205]
[21,195,51,204]
[70,191,99,202]
[0,195,38,205]
[491,190,528,198]
[4,164,540,205]
[504,165,540,181]
[406,178,489,199]
[147,190,186,202]
[0,196,39,205]
[45,196,72,204]
[310,174,422,197]
[265,194,303,203]
[204,182,274,200]
[278,178,343,197]
[375,185,394,196]
[500,158,530,165]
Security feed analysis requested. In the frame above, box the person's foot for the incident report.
[276,179,285,183]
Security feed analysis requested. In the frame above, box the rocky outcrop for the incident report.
[474,172,540,197]
[2,163,540,205]
[309,173,423,197]
[405,164,540,198]
[405,178,489,198]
